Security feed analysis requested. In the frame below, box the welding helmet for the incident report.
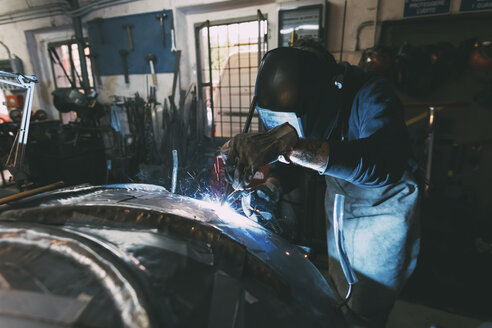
[255,47,341,139]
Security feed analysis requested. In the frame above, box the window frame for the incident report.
[47,39,95,92]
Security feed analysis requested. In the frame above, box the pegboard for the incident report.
[88,10,176,76]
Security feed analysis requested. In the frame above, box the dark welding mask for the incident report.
[255,47,340,139]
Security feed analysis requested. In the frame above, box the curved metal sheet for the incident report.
[0,183,344,327]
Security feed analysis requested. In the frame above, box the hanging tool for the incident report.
[169,50,181,108]
[122,24,134,50]
[94,17,104,44]
[119,49,129,84]
[145,53,157,86]
[155,13,167,47]
[171,19,177,52]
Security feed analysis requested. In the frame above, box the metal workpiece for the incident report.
[0,184,345,327]
[0,224,152,327]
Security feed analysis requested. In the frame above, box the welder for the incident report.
[220,39,420,327]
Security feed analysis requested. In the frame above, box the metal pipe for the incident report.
[0,2,68,19]
[339,0,347,62]
[0,11,66,26]
[373,0,380,47]
[69,0,139,17]
[0,41,12,59]
[355,21,374,51]
[0,5,66,20]
[0,0,138,25]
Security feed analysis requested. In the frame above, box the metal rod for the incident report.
[237,27,242,135]
[257,10,262,66]
[425,107,436,194]
[171,149,178,193]
[206,21,215,140]
[226,26,232,137]
[0,181,64,205]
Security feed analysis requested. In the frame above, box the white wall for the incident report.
[0,14,71,116]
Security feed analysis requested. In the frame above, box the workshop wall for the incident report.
[326,0,482,64]
[0,0,488,118]
[83,0,174,103]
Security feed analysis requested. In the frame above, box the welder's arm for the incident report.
[284,130,409,188]
[284,139,331,173]
[285,126,408,187]
[286,77,410,187]
[220,123,298,190]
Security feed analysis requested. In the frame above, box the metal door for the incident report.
[195,12,268,139]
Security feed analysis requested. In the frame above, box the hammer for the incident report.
[119,49,129,84]
[155,13,167,47]
[122,24,134,50]
[145,53,157,86]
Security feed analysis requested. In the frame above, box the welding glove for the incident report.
[241,181,282,234]
[220,123,298,190]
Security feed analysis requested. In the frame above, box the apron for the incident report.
[325,170,420,326]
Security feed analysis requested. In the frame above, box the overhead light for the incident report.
[280,24,319,34]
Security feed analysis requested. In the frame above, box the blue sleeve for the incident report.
[322,77,410,187]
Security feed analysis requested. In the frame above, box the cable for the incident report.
[337,283,353,310]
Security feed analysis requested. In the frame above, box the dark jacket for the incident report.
[271,63,411,189]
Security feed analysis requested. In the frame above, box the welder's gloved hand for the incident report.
[241,181,282,234]
[220,123,298,190]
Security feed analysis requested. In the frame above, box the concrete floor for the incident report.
[387,300,492,328]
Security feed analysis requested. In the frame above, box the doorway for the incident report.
[196,12,267,138]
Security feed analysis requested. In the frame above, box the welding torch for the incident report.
[221,96,257,205]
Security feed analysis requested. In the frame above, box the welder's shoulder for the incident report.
[357,75,402,108]
[349,75,405,138]
[354,75,403,119]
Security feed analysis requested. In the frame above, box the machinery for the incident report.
[0,71,37,189]
[0,184,344,327]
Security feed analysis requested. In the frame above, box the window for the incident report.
[278,5,323,47]
[196,15,268,138]
[48,40,95,92]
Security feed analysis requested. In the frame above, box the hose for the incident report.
[332,194,358,309]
